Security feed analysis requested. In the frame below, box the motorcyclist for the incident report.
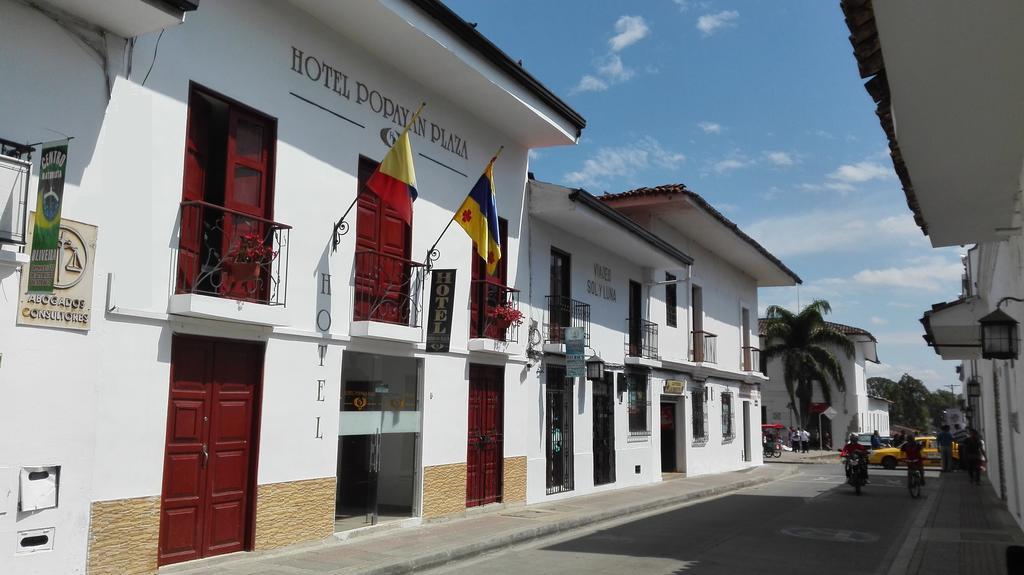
[840,433,869,482]
[901,434,925,486]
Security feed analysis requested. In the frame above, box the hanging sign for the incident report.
[664,379,686,395]
[18,216,97,331]
[565,326,586,378]
[425,269,456,353]
[27,141,69,293]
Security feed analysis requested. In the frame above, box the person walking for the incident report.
[790,427,799,451]
[937,425,954,472]
[800,428,810,453]
[960,428,986,485]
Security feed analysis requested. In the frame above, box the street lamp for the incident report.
[967,378,982,400]
[980,308,1019,360]
[586,355,605,380]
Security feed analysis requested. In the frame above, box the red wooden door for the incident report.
[221,109,274,300]
[159,336,263,566]
[354,157,412,323]
[467,364,503,507]
[469,219,508,339]
[176,95,210,293]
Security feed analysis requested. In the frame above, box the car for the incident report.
[868,436,959,470]
[857,433,893,448]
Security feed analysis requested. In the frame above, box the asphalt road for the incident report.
[426,463,937,575]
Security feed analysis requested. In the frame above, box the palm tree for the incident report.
[761,300,854,430]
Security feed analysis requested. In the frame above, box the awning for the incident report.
[920,297,987,360]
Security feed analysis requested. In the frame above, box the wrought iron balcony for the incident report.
[470,279,521,343]
[742,346,761,372]
[175,200,291,305]
[0,138,32,246]
[692,330,718,364]
[353,249,425,327]
[626,318,659,359]
[545,295,590,345]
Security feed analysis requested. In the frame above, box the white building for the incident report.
[840,0,1024,527]
[0,1,583,573]
[522,181,800,501]
[759,320,883,445]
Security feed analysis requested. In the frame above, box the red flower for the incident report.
[461,210,473,222]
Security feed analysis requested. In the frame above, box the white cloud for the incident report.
[698,121,722,134]
[564,137,685,187]
[571,75,609,94]
[527,149,542,161]
[697,10,739,36]
[745,209,933,257]
[609,16,650,52]
[764,151,795,167]
[870,316,888,326]
[851,258,962,292]
[597,54,634,82]
[713,158,748,174]
[828,161,892,184]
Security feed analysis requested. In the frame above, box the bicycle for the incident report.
[907,459,924,499]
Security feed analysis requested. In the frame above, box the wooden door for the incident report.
[177,94,210,294]
[628,280,641,356]
[692,285,704,361]
[592,373,616,486]
[467,364,504,507]
[549,249,571,340]
[355,157,412,323]
[470,219,508,339]
[221,109,274,300]
[159,336,263,566]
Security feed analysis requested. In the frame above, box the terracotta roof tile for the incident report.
[758,318,877,342]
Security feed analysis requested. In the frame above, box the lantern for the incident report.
[980,308,1019,360]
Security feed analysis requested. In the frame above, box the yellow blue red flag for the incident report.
[455,156,502,275]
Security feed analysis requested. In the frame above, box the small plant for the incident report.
[233,231,277,264]
[488,304,524,329]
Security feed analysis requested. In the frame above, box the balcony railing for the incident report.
[692,330,717,364]
[470,279,521,343]
[354,249,425,327]
[175,200,291,305]
[0,139,32,245]
[545,295,590,345]
[626,318,658,359]
[742,346,761,372]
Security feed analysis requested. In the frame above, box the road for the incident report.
[426,463,935,575]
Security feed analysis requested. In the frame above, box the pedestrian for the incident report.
[937,425,954,472]
[824,431,832,451]
[870,430,881,449]
[960,428,986,485]
[800,428,810,453]
[790,427,799,451]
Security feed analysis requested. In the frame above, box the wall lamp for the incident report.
[980,297,1024,360]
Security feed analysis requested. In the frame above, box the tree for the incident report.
[868,374,930,430]
[761,300,855,429]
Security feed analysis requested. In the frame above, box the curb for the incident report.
[356,466,800,575]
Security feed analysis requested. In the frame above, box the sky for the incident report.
[444,0,965,392]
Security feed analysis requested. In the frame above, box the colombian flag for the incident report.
[455,157,502,275]
[367,129,417,225]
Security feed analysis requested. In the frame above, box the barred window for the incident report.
[692,388,707,441]
[722,392,734,438]
[665,272,677,327]
[627,372,651,435]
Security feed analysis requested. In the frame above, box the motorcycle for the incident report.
[844,451,868,495]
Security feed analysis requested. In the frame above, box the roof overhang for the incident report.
[607,194,800,287]
[856,336,879,364]
[847,0,1024,247]
[39,0,197,37]
[528,181,693,270]
[920,297,987,360]
[287,0,583,149]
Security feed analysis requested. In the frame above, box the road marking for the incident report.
[781,526,880,543]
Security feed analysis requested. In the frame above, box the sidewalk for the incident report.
[769,448,840,464]
[162,464,796,575]
[890,471,1024,575]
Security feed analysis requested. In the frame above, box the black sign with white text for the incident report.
[426,269,456,353]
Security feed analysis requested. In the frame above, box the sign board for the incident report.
[664,379,685,395]
[425,269,456,353]
[18,216,96,331]
[822,406,838,420]
[565,326,585,378]
[27,141,69,293]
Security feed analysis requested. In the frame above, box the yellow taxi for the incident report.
[868,436,959,469]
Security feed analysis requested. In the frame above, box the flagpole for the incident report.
[424,146,504,270]
[331,102,427,252]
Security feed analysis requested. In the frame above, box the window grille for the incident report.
[627,371,651,436]
[692,387,708,442]
[722,392,734,440]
